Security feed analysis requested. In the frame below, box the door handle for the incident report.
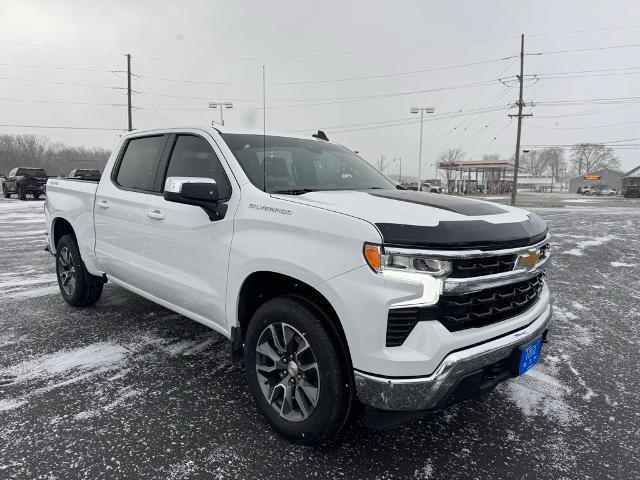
[145,209,165,220]
[96,200,110,209]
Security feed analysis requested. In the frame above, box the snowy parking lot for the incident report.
[0,196,639,479]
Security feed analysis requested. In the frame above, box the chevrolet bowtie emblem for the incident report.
[517,250,540,270]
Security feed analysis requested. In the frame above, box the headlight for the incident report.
[363,243,452,277]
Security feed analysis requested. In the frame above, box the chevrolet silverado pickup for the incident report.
[3,167,48,199]
[45,127,552,444]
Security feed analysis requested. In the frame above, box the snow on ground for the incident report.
[562,235,617,256]
[610,261,636,267]
[1,196,639,479]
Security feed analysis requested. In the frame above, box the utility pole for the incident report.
[411,106,435,191]
[509,35,532,206]
[127,54,132,131]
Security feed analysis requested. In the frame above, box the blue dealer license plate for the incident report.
[518,337,543,376]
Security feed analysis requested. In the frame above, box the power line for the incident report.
[0,123,125,131]
[527,24,640,37]
[134,36,521,62]
[0,97,132,108]
[134,55,519,87]
[529,42,640,56]
[0,62,115,73]
[527,119,640,130]
[0,76,119,90]
[0,39,123,56]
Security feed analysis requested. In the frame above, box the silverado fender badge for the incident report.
[248,203,293,216]
[516,250,540,270]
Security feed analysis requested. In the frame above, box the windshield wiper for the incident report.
[271,188,317,195]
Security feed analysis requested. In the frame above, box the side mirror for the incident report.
[164,176,227,221]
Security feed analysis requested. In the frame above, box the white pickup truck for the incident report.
[45,127,552,443]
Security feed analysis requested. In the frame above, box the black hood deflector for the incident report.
[376,213,548,250]
[368,190,506,216]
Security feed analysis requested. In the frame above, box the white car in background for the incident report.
[598,188,616,196]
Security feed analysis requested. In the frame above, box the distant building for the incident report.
[567,168,624,194]
[621,165,640,196]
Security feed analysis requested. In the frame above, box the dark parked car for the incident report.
[68,168,101,181]
[624,185,640,198]
[2,167,48,200]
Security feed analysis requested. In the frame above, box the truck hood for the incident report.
[274,189,547,250]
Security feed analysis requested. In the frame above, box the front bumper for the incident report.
[354,301,551,411]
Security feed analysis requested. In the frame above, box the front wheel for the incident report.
[2,186,9,198]
[55,234,104,307]
[244,296,354,444]
[18,187,26,200]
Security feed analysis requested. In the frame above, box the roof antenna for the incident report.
[262,65,267,193]
[313,130,329,141]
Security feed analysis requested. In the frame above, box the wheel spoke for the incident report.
[294,385,315,419]
[256,341,281,364]
[269,324,286,353]
[279,383,295,417]
[298,361,318,373]
[298,381,319,407]
[59,250,69,267]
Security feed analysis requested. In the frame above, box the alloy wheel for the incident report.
[58,247,76,296]
[255,322,320,422]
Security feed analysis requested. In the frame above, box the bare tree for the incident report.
[437,148,465,190]
[538,147,565,182]
[571,143,620,175]
[0,133,110,176]
[520,150,549,176]
[481,153,500,162]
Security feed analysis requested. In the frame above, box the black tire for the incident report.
[2,186,9,198]
[34,194,41,200]
[245,296,354,445]
[55,234,104,307]
[18,187,26,200]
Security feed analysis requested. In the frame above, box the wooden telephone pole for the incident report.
[509,35,533,206]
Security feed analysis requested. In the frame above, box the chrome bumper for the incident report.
[354,299,552,411]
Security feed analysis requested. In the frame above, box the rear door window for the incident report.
[163,135,231,200]
[115,135,167,192]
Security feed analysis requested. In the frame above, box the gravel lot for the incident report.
[1,196,639,480]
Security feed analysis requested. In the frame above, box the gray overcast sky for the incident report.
[1,0,639,177]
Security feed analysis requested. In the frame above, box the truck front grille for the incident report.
[449,254,517,278]
[385,274,544,347]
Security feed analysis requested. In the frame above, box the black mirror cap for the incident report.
[181,182,219,203]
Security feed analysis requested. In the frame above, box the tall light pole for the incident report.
[209,101,233,126]
[411,106,435,191]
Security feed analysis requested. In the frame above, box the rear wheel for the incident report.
[55,234,104,307]
[34,194,41,200]
[245,296,354,444]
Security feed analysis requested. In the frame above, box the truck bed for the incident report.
[45,178,99,262]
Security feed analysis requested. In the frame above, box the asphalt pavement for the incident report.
[0,195,638,480]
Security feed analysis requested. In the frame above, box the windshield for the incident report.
[221,134,396,193]
[17,168,47,177]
